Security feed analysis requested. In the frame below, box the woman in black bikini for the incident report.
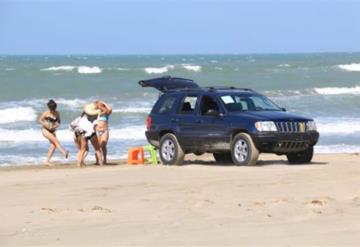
[39,99,69,165]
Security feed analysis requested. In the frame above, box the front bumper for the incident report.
[251,131,319,154]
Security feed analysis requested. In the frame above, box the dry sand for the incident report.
[0,153,360,246]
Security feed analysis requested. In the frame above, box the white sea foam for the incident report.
[317,118,360,135]
[0,125,146,142]
[41,66,75,72]
[144,65,174,74]
[182,64,202,72]
[314,86,360,95]
[0,107,37,124]
[113,107,151,113]
[337,63,360,72]
[77,66,102,74]
[278,64,291,68]
[315,145,360,154]
[116,67,129,71]
[41,65,102,74]
[56,98,87,108]
[215,67,223,71]
[5,68,15,71]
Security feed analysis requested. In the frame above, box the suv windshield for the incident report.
[220,94,281,112]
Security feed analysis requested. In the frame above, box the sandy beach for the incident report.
[0,154,359,246]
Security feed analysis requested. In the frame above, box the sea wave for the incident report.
[337,63,360,72]
[0,126,146,142]
[315,145,360,154]
[277,64,291,68]
[41,66,76,71]
[77,66,102,74]
[0,107,37,124]
[144,65,174,74]
[314,86,360,95]
[40,65,102,74]
[112,107,151,113]
[182,64,202,72]
[317,118,360,135]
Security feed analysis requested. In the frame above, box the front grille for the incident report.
[275,121,306,133]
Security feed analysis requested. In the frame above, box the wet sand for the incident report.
[0,153,360,246]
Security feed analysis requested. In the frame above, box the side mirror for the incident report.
[281,108,286,112]
[206,109,221,117]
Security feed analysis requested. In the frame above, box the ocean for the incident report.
[0,53,359,166]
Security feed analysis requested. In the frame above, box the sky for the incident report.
[0,0,359,54]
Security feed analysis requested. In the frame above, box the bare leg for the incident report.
[45,142,56,165]
[77,137,88,167]
[42,129,68,158]
[102,130,109,164]
[95,134,101,165]
[98,130,109,164]
[91,136,103,166]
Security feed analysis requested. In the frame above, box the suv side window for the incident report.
[179,96,198,114]
[155,95,177,115]
[200,95,220,115]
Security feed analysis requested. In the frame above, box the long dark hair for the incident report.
[47,99,57,111]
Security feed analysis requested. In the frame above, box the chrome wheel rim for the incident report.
[234,139,248,162]
[161,139,175,162]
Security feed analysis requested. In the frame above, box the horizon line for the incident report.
[1,51,360,56]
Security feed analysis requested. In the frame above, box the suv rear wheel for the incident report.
[159,133,185,165]
[213,152,233,163]
[231,133,259,166]
[287,146,313,164]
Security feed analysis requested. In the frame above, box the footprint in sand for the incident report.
[78,206,112,213]
[253,201,266,207]
[40,207,57,213]
[352,197,360,206]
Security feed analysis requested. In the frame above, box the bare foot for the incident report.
[44,161,54,166]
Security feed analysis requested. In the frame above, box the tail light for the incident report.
[146,115,152,130]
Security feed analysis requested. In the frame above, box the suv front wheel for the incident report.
[231,133,259,166]
[159,133,185,165]
[286,146,313,164]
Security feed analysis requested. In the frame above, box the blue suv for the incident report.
[139,76,319,166]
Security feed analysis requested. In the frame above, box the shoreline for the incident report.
[0,152,358,171]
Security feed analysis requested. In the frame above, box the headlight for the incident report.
[255,121,277,132]
[307,121,317,131]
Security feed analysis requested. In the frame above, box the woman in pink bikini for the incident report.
[94,100,112,164]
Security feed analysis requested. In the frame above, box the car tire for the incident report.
[231,133,259,166]
[159,133,185,165]
[213,152,233,163]
[287,146,313,164]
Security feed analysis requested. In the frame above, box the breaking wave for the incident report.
[314,86,360,95]
[40,66,102,74]
[317,118,360,135]
[0,107,37,124]
[182,64,202,72]
[144,65,174,74]
[0,125,146,142]
[41,66,75,72]
[77,66,102,74]
[337,63,360,72]
[315,145,360,154]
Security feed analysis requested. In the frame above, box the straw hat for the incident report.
[84,103,100,116]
